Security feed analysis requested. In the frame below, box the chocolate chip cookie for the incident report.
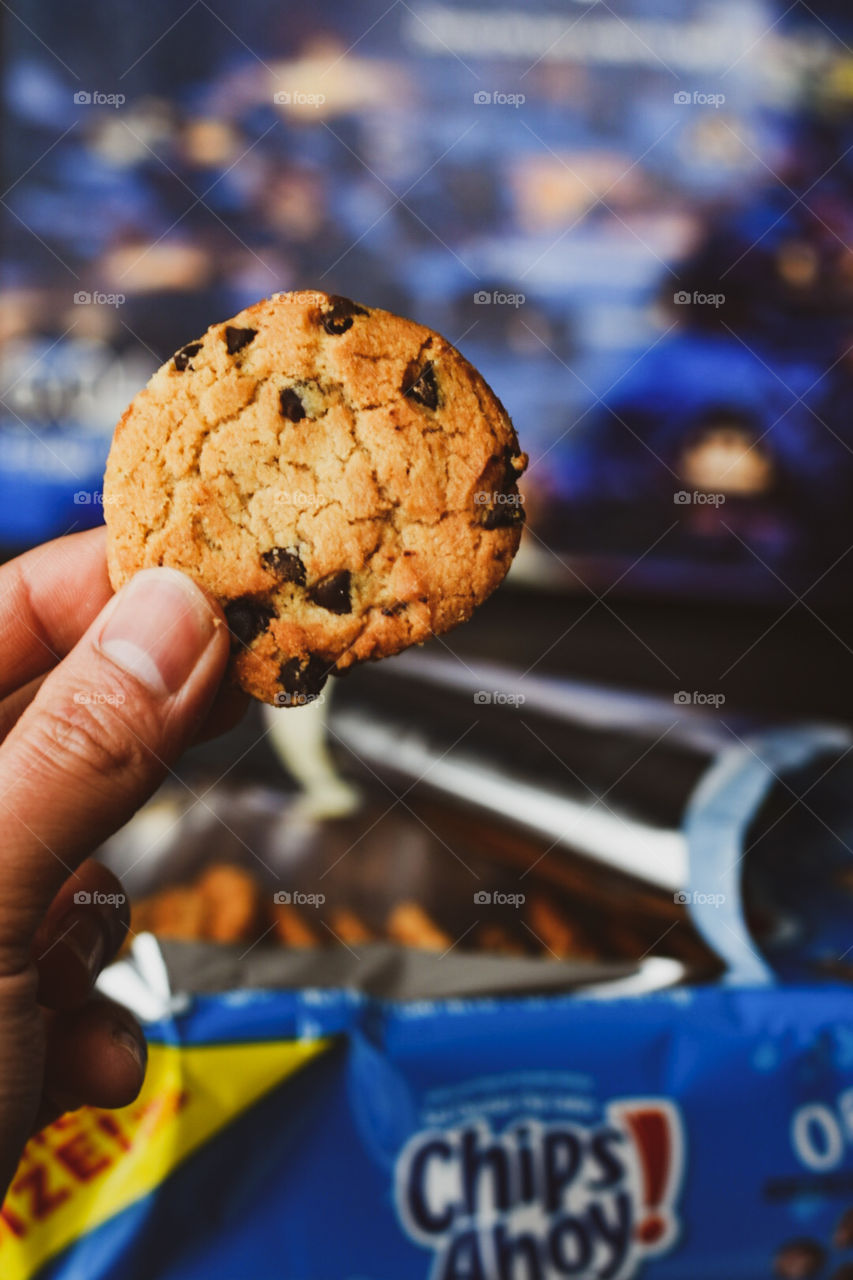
[104,291,526,706]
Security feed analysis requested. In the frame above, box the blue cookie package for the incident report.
[2,722,852,1279]
[3,954,853,1280]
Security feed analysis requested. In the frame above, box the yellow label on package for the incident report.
[0,1037,329,1280]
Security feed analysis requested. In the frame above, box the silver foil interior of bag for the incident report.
[98,649,853,989]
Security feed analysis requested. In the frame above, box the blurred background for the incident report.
[4,0,853,717]
[6,13,853,1271]
[3,0,853,977]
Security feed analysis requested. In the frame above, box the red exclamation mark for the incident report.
[620,1108,672,1246]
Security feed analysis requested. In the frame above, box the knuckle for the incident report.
[24,691,157,789]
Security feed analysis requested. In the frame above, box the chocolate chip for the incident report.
[502,446,525,484]
[224,326,256,355]
[225,597,275,651]
[402,360,439,410]
[277,655,329,706]
[261,547,306,585]
[481,503,525,530]
[279,387,306,422]
[476,446,526,529]
[173,342,202,372]
[308,570,352,614]
[320,295,368,335]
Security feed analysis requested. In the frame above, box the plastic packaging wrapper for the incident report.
[2,938,853,1280]
[3,674,853,1277]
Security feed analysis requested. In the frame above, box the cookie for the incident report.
[104,291,526,706]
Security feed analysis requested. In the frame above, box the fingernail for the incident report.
[52,907,105,987]
[99,569,217,698]
[111,1021,146,1072]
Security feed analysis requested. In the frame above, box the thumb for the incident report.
[0,568,230,971]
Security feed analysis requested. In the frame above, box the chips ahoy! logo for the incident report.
[394,1099,684,1279]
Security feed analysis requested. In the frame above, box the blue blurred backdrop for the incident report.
[3,0,853,600]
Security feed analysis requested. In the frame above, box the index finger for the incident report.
[0,528,113,700]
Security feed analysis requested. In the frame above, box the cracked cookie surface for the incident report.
[104,290,527,705]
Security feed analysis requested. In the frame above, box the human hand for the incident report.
[0,527,239,1201]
